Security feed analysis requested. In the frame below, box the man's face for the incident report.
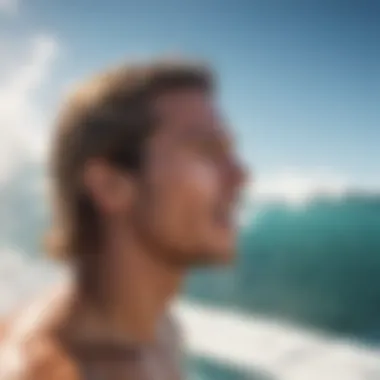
[132,89,247,266]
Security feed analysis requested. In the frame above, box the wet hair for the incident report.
[46,58,214,263]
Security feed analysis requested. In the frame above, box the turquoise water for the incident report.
[186,195,380,341]
[1,163,380,378]
[188,357,274,380]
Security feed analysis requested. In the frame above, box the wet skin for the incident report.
[0,88,246,379]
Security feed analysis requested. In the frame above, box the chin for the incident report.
[200,245,237,266]
[166,240,237,268]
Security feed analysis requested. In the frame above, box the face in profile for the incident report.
[133,88,247,267]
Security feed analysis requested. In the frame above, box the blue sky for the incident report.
[0,0,379,197]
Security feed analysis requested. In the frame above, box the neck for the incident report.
[71,225,184,345]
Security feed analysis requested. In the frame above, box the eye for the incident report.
[182,129,233,159]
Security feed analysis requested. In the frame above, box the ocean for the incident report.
[1,161,380,379]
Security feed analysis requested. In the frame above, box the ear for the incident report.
[82,159,136,214]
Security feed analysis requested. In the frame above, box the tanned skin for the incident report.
[0,63,246,379]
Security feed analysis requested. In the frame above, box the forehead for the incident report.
[153,89,228,139]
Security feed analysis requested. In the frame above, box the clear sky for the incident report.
[1,0,379,195]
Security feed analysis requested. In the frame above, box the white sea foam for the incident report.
[175,301,380,380]
[251,168,380,207]
[0,249,379,380]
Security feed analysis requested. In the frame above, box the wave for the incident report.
[2,162,380,340]
[251,168,380,206]
[0,250,379,380]
[187,193,380,340]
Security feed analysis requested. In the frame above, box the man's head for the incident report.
[48,59,246,269]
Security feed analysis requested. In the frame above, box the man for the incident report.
[0,59,246,379]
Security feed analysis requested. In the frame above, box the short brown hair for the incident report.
[47,58,214,262]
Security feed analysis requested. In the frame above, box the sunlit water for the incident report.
[1,162,380,379]
[0,249,380,380]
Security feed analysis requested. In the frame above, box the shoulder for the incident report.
[0,286,81,380]
[0,333,81,380]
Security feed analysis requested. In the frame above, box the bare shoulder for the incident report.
[0,286,81,380]
[0,332,81,380]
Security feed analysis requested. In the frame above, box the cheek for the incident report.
[146,158,219,234]
[178,160,219,202]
